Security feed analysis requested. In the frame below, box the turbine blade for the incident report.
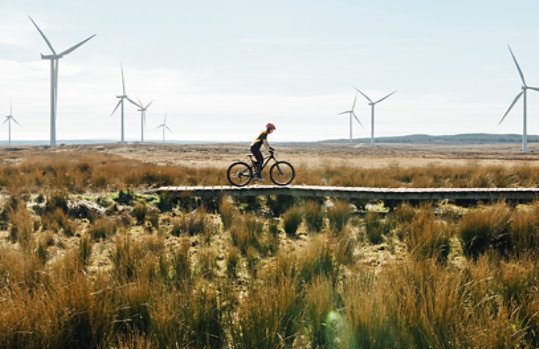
[499,91,523,124]
[156,124,164,129]
[2,118,8,125]
[352,112,363,127]
[9,98,12,115]
[354,87,373,103]
[145,100,153,109]
[136,96,143,107]
[337,111,350,115]
[28,16,57,55]
[351,93,357,110]
[121,64,126,95]
[165,125,173,133]
[12,118,21,127]
[526,86,539,92]
[508,45,526,86]
[111,99,122,116]
[374,91,397,104]
[59,34,96,56]
[126,97,140,107]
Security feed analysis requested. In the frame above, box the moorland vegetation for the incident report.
[0,151,537,348]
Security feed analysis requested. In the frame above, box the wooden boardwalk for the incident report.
[150,185,539,202]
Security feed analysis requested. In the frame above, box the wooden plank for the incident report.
[153,185,539,202]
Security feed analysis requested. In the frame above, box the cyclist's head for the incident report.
[266,123,276,132]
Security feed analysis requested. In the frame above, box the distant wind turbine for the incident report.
[111,65,138,144]
[354,88,396,146]
[4,99,21,145]
[129,97,153,143]
[156,113,172,143]
[337,92,362,143]
[28,16,95,146]
[499,45,539,153]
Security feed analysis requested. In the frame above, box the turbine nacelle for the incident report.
[40,54,61,60]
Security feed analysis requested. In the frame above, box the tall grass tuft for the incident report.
[219,197,235,230]
[327,200,351,234]
[88,217,121,240]
[458,201,512,259]
[78,233,93,266]
[282,205,302,237]
[8,203,34,248]
[198,247,217,279]
[232,276,302,348]
[230,213,263,253]
[304,200,325,232]
[172,238,191,285]
[304,277,337,348]
[170,206,212,236]
[403,206,452,264]
[508,202,539,257]
[226,246,240,278]
[364,212,387,244]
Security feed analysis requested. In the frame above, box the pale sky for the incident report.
[1,0,539,142]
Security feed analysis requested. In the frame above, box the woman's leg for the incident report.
[250,146,263,175]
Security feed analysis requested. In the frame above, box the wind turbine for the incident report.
[4,99,21,145]
[337,92,362,143]
[499,45,539,153]
[28,16,95,146]
[354,88,396,146]
[111,65,137,144]
[156,113,172,143]
[129,97,153,143]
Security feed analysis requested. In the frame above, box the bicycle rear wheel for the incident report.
[269,161,295,186]
[227,161,253,187]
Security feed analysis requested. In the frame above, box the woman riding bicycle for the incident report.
[250,123,276,180]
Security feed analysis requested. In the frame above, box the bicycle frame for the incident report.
[250,151,275,172]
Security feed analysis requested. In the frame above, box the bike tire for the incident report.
[269,161,295,186]
[227,161,253,187]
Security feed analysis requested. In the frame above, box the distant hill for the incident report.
[320,133,539,144]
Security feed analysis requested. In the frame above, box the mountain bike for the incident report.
[226,149,295,187]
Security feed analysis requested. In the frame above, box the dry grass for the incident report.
[0,148,536,347]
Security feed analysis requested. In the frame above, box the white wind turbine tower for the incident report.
[111,65,138,144]
[28,16,95,146]
[499,45,539,153]
[337,92,362,143]
[4,99,21,145]
[354,87,396,146]
[129,97,153,143]
[156,113,172,143]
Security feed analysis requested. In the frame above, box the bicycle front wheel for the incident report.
[270,161,295,186]
[227,161,253,187]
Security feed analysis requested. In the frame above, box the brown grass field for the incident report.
[0,142,537,348]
